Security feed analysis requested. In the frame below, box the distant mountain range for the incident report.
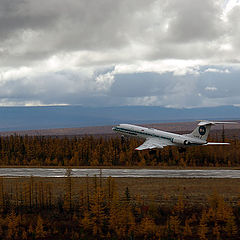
[0,105,239,132]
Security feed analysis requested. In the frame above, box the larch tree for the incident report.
[198,209,208,240]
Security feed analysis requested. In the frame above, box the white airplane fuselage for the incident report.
[112,124,206,148]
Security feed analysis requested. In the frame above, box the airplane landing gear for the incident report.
[178,148,186,153]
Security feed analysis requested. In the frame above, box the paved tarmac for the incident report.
[1,168,240,178]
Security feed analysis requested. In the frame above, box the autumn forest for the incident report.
[0,133,239,167]
[0,132,240,239]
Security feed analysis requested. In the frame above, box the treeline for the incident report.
[0,176,239,239]
[0,135,240,166]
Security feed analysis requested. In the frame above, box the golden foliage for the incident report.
[0,134,239,167]
[0,177,239,239]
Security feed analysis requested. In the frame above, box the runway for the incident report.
[1,168,240,178]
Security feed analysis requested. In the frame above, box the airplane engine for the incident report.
[172,138,191,145]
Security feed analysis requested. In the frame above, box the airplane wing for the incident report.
[135,137,174,150]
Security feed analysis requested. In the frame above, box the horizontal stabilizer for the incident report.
[204,142,230,145]
[198,121,238,126]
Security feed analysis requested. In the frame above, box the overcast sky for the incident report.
[0,0,240,108]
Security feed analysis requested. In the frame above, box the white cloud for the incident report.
[223,0,240,15]
[113,59,202,76]
[205,86,218,91]
[128,96,159,106]
[95,72,115,92]
[0,0,240,107]
[205,68,230,73]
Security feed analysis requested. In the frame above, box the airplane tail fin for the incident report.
[187,121,238,141]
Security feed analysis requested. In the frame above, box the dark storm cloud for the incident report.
[110,73,171,97]
[166,0,224,42]
[0,0,59,40]
[227,5,240,50]
[0,0,227,66]
[0,0,155,66]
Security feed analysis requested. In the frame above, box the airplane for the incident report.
[112,121,237,153]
